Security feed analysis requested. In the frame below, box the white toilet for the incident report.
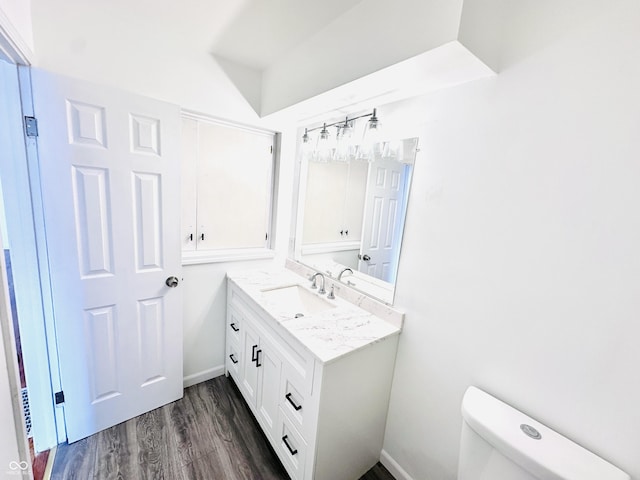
[458,386,630,480]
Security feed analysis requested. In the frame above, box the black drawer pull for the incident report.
[230,323,239,332]
[285,393,302,411]
[229,354,238,364]
[282,435,298,456]
[251,344,258,362]
[256,349,262,367]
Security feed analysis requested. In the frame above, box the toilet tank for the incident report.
[458,386,630,480]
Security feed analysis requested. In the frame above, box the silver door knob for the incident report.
[165,276,179,288]
[358,254,371,261]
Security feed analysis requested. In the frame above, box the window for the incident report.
[181,112,277,264]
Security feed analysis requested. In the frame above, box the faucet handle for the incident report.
[327,285,335,299]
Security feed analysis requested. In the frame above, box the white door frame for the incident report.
[0,3,48,472]
[18,65,67,447]
[0,12,64,452]
[0,60,64,451]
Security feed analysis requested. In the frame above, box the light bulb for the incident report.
[316,123,332,163]
[301,128,314,160]
[359,108,384,162]
[334,118,353,162]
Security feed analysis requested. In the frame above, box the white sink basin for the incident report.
[261,284,336,317]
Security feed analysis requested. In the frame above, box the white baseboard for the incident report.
[183,365,225,388]
[380,449,414,480]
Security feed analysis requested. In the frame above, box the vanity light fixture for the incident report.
[302,108,383,163]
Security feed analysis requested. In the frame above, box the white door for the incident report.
[359,158,408,283]
[31,69,183,442]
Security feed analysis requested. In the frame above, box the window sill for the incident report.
[182,248,276,266]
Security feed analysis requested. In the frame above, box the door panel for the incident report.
[137,296,166,386]
[132,172,163,271]
[31,69,182,442]
[85,306,119,403]
[73,166,113,277]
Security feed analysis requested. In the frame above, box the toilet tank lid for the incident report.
[461,386,629,480]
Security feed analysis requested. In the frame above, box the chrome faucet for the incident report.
[310,272,326,294]
[337,268,353,281]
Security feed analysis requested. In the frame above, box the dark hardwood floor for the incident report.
[52,376,394,480]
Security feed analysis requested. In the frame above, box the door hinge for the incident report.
[24,116,38,137]
[270,145,273,154]
[54,391,65,405]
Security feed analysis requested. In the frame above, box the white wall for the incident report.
[380,1,640,479]
[0,0,34,61]
[0,0,32,46]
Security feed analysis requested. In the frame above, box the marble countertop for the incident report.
[226,268,401,364]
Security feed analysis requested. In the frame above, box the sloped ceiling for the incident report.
[210,0,364,70]
[213,0,500,118]
[31,0,500,120]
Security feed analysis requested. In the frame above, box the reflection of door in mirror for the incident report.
[359,158,410,284]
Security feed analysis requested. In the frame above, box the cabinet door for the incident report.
[180,117,198,251]
[256,334,282,442]
[343,161,368,241]
[240,320,260,408]
[195,120,274,250]
[302,162,349,243]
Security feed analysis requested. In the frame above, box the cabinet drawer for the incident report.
[276,408,308,480]
[227,307,242,344]
[226,341,241,380]
[280,367,311,438]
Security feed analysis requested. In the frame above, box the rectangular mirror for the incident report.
[291,137,418,304]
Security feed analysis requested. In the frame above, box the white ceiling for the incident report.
[210,0,364,70]
[31,0,361,71]
[30,0,495,119]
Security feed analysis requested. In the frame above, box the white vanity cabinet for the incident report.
[225,279,399,480]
